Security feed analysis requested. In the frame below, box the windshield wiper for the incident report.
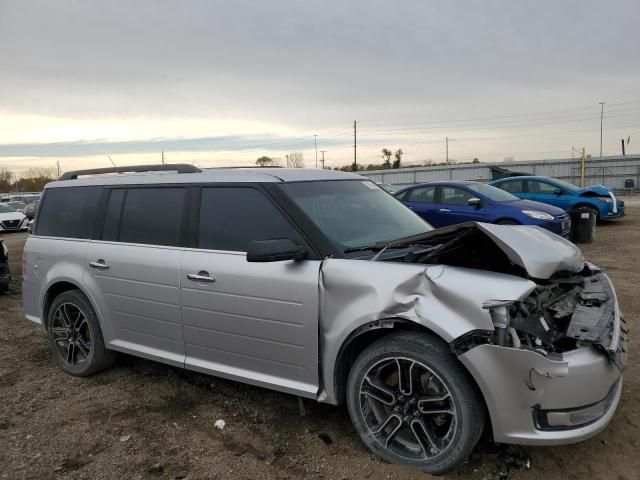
[343,241,391,254]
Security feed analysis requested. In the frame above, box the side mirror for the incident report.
[553,189,564,195]
[468,197,482,207]
[247,238,307,263]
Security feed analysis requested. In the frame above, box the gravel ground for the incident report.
[1,211,638,480]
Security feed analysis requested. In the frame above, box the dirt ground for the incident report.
[1,211,639,480]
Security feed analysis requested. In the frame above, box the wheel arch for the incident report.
[42,280,102,332]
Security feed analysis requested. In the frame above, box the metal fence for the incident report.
[359,154,640,191]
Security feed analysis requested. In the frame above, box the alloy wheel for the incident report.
[358,357,457,461]
[51,302,92,366]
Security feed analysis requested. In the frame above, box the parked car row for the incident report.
[20,164,627,475]
[0,203,30,233]
[389,175,622,242]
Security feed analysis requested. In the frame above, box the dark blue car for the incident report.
[489,176,624,221]
[395,181,571,237]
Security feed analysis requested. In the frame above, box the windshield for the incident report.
[0,204,17,213]
[279,180,432,249]
[467,183,520,202]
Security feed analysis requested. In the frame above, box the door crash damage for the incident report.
[319,222,627,443]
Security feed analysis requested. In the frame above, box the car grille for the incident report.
[1,219,21,230]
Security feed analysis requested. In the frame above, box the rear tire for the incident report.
[346,332,485,475]
[47,290,117,376]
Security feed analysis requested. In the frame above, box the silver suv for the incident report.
[22,164,627,474]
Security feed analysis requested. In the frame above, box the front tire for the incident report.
[47,290,116,376]
[346,332,485,475]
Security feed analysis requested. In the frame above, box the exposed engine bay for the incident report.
[368,222,627,369]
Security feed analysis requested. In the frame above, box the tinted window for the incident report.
[199,187,301,252]
[36,187,102,238]
[498,180,524,193]
[528,181,558,194]
[104,188,185,246]
[441,187,474,205]
[406,186,436,203]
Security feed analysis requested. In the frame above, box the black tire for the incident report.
[346,332,485,475]
[496,219,519,225]
[46,289,117,376]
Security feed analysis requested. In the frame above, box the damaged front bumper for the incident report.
[458,273,628,445]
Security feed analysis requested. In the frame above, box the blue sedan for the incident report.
[395,181,571,237]
[490,176,624,221]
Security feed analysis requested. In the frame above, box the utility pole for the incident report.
[599,101,605,159]
[56,160,60,179]
[572,146,587,187]
[445,136,455,164]
[353,120,357,171]
[161,150,165,166]
[313,135,318,169]
[320,150,326,169]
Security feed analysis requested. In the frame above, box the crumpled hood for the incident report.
[577,184,612,196]
[418,222,584,279]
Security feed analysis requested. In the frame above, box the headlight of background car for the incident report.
[521,210,554,221]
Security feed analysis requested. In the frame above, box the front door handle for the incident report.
[439,208,451,212]
[187,271,216,283]
[89,259,109,270]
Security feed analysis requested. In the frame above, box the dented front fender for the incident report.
[317,259,536,404]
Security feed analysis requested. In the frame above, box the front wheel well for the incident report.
[333,320,442,405]
[42,281,80,327]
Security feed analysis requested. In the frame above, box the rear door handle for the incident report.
[89,260,109,270]
[187,271,216,283]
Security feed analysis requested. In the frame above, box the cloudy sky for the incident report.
[1,0,639,174]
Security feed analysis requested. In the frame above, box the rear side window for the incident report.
[102,188,185,247]
[199,187,301,251]
[441,187,474,205]
[36,187,102,239]
[497,180,524,193]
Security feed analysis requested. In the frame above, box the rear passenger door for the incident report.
[84,187,187,366]
[180,186,321,398]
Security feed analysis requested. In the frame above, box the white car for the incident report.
[0,203,29,232]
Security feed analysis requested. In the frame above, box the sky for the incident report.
[1,0,639,175]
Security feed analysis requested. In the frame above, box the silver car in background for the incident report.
[22,165,627,474]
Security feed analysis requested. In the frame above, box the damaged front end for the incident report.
[321,222,627,445]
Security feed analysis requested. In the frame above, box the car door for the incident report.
[402,186,440,226]
[180,186,321,398]
[526,180,572,210]
[84,187,187,367]
[437,185,489,224]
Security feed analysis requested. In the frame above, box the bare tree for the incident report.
[285,152,305,168]
[0,166,13,192]
[14,167,57,192]
[392,149,403,169]
[381,148,392,169]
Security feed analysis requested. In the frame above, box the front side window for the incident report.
[440,187,474,205]
[528,181,558,194]
[279,180,432,250]
[497,180,524,193]
[406,186,436,204]
[102,187,185,246]
[198,187,301,252]
[36,187,102,239]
